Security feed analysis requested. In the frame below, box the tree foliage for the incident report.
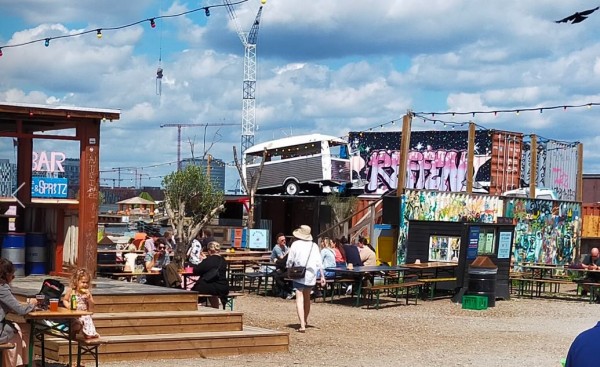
[162,165,224,257]
[324,193,359,239]
[139,191,154,202]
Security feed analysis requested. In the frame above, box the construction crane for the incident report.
[223,1,264,154]
[160,123,237,170]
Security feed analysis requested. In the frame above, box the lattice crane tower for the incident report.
[224,1,264,153]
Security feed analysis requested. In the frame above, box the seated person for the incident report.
[343,243,363,267]
[358,237,377,266]
[317,237,337,279]
[270,233,289,262]
[566,321,600,367]
[123,247,139,272]
[192,241,229,308]
[581,247,600,296]
[273,253,293,299]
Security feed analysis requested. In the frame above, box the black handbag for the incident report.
[287,243,314,279]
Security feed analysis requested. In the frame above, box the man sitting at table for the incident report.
[271,233,289,262]
[581,247,600,297]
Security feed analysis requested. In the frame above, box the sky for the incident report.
[2,1,600,193]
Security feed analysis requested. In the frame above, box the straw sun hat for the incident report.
[293,225,313,241]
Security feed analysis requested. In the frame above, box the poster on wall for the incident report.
[497,231,512,259]
[429,235,460,262]
[468,226,480,260]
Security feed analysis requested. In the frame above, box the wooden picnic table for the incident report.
[403,261,458,278]
[325,265,409,307]
[9,307,92,367]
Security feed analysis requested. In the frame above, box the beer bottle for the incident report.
[70,294,77,310]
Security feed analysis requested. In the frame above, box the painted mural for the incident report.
[397,190,503,263]
[520,138,579,202]
[505,198,581,265]
[348,131,492,195]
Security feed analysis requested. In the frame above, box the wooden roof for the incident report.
[0,102,120,134]
[117,197,156,205]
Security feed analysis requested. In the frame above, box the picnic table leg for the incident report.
[355,276,364,307]
[27,321,34,367]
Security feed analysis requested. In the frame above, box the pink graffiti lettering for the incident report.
[365,148,484,193]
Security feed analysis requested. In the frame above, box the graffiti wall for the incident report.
[397,190,503,263]
[520,139,579,202]
[505,198,581,265]
[348,131,492,195]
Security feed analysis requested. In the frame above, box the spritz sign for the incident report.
[32,151,66,173]
[31,177,68,198]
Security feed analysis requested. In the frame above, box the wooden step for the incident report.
[92,310,243,335]
[93,293,199,312]
[37,326,289,362]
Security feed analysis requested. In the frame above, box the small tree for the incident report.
[139,191,155,202]
[162,164,224,260]
[233,146,267,229]
[324,193,359,239]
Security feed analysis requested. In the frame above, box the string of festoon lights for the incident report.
[0,0,251,57]
[349,102,600,136]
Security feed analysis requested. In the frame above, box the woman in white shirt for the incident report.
[286,225,325,333]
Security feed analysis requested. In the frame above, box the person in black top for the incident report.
[581,248,600,296]
[192,241,229,308]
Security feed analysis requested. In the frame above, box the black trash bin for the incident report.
[467,268,497,307]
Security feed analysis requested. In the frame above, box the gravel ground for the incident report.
[96,290,594,367]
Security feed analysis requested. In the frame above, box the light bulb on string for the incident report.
[205,8,210,16]
[44,38,50,47]
[96,29,102,39]
[150,19,156,28]
[516,110,520,116]
[588,104,593,109]
[261,0,267,4]
[0,48,3,57]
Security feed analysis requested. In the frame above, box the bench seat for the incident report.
[363,281,424,309]
[197,292,244,310]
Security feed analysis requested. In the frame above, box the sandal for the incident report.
[296,328,306,333]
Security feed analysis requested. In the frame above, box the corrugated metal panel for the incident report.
[489,131,523,195]
[246,156,323,189]
[541,141,578,201]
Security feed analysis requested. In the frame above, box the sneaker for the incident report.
[346,285,353,295]
[286,293,295,300]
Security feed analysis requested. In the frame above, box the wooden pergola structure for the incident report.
[0,102,120,275]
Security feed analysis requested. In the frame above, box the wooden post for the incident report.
[466,122,476,193]
[529,135,537,199]
[77,121,100,276]
[397,113,412,195]
[577,143,584,202]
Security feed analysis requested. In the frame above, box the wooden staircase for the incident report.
[12,276,289,363]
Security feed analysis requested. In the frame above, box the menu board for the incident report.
[497,231,513,259]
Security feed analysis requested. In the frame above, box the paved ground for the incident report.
[93,290,592,367]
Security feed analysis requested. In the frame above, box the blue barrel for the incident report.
[25,233,47,275]
[2,233,26,276]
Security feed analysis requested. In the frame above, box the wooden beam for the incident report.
[466,122,476,193]
[577,143,584,202]
[529,135,537,199]
[77,120,100,276]
[397,113,412,195]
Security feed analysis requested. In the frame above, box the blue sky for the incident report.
[2,1,600,192]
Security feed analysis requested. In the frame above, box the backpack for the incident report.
[37,278,65,308]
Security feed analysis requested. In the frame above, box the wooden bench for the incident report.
[417,277,457,300]
[516,278,574,298]
[0,343,15,367]
[363,281,424,309]
[77,337,106,367]
[197,292,244,310]
[581,282,600,303]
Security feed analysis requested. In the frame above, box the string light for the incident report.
[0,0,249,56]
[413,102,600,118]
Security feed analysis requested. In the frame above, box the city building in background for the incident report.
[180,157,225,192]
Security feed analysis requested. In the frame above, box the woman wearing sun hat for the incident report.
[286,225,326,333]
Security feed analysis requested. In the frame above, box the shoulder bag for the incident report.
[287,243,314,279]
